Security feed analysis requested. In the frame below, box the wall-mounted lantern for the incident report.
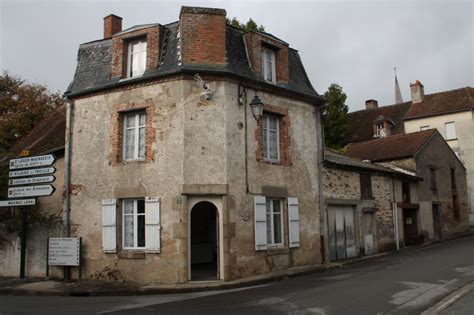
[238,84,264,121]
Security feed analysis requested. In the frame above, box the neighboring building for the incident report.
[63,7,325,284]
[403,83,474,224]
[323,150,421,261]
[347,83,474,225]
[346,129,470,241]
[0,106,65,277]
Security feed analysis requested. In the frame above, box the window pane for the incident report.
[269,116,278,130]
[266,213,272,244]
[269,130,278,160]
[125,128,135,159]
[138,127,145,158]
[139,113,146,126]
[273,213,282,244]
[262,119,268,159]
[266,60,273,81]
[137,214,145,247]
[137,200,145,214]
[445,122,456,140]
[125,114,135,128]
[124,215,134,247]
[124,200,134,214]
[273,200,281,213]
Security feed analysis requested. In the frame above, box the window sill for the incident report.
[118,251,146,259]
[265,245,288,255]
[446,138,458,141]
[258,159,291,166]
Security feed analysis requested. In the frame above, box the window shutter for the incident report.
[102,199,117,253]
[145,197,161,253]
[254,196,267,250]
[288,197,300,248]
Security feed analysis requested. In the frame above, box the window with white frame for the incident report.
[374,123,383,137]
[262,114,280,162]
[123,111,146,160]
[127,39,147,78]
[445,122,456,140]
[123,199,146,249]
[420,125,430,131]
[266,198,283,245]
[261,47,276,83]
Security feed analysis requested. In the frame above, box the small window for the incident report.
[402,181,411,203]
[123,111,146,160]
[360,174,373,199]
[451,168,456,190]
[453,195,460,221]
[420,125,430,131]
[127,39,147,78]
[261,47,276,83]
[429,167,437,191]
[123,199,146,249]
[445,122,456,140]
[266,198,283,245]
[262,114,280,162]
[374,123,384,137]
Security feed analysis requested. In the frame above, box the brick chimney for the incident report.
[179,6,227,65]
[365,99,379,110]
[410,80,425,103]
[104,14,122,39]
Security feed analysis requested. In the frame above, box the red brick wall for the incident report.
[104,14,122,39]
[255,104,291,166]
[110,99,155,165]
[243,32,289,84]
[179,7,226,65]
[111,25,164,79]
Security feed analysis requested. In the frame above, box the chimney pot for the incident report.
[410,80,425,103]
[365,99,379,110]
[104,14,122,39]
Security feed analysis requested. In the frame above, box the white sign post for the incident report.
[9,176,55,186]
[9,167,56,178]
[8,185,55,198]
[9,154,56,170]
[0,199,36,207]
[46,237,82,280]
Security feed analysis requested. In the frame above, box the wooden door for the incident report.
[403,209,419,244]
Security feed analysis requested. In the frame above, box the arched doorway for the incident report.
[190,201,219,280]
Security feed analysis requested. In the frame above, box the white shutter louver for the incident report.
[254,196,267,251]
[102,199,117,253]
[288,197,300,248]
[145,197,161,253]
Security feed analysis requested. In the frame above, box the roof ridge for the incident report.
[348,129,436,146]
[349,101,410,114]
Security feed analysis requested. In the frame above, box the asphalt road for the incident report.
[1,235,473,314]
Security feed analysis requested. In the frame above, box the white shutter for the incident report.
[102,199,117,253]
[288,197,300,248]
[254,196,267,250]
[145,197,161,253]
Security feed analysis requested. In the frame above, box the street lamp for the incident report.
[249,95,264,121]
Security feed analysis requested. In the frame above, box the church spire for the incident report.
[394,67,403,104]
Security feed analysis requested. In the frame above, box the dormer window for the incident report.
[127,39,147,78]
[374,123,384,137]
[261,47,276,83]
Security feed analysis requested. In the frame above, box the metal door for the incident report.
[328,205,357,261]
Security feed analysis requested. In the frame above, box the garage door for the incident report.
[328,205,356,261]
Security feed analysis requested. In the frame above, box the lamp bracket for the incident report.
[238,84,247,106]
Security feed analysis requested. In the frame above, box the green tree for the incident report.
[322,83,350,150]
[0,72,63,151]
[226,17,265,32]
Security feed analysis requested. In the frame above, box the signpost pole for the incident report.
[19,207,27,278]
[45,237,49,280]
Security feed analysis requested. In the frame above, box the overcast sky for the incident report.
[1,0,472,111]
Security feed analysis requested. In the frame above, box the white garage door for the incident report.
[328,205,356,261]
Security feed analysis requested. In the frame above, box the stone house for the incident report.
[347,83,474,224]
[346,129,470,241]
[323,150,421,261]
[62,6,325,284]
[0,106,65,277]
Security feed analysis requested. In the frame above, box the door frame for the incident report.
[187,196,224,281]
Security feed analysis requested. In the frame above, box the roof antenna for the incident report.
[394,66,404,104]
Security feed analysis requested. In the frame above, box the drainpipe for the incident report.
[315,105,326,262]
[63,99,73,238]
[392,177,400,251]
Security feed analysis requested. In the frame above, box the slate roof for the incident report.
[65,23,320,102]
[346,102,411,144]
[10,105,66,156]
[345,129,437,162]
[404,87,473,120]
[324,149,420,180]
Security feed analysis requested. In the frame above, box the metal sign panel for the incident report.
[9,167,56,178]
[9,154,56,170]
[48,238,80,266]
[9,176,55,186]
[0,199,36,207]
[8,185,55,198]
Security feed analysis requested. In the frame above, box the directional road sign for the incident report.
[9,154,56,170]
[9,176,55,186]
[0,199,36,207]
[8,185,55,198]
[9,167,56,178]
